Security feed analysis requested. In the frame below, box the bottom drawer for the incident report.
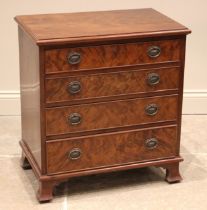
[46,125,178,174]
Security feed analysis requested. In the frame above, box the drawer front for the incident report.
[45,67,179,104]
[45,39,181,74]
[46,95,178,136]
[46,125,178,174]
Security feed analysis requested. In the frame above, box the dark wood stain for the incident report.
[45,95,178,136]
[14,8,190,45]
[46,125,178,174]
[15,9,191,202]
[45,67,180,104]
[18,27,42,171]
[45,39,181,73]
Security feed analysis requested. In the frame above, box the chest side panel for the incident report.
[19,27,42,171]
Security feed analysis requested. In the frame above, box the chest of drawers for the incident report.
[15,8,191,202]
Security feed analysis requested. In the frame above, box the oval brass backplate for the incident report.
[145,104,159,116]
[68,52,81,65]
[147,46,161,58]
[68,81,81,94]
[69,148,81,160]
[147,73,160,86]
[68,113,82,125]
[145,138,158,149]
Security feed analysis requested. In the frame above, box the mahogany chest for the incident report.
[15,9,191,202]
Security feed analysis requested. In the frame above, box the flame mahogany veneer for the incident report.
[15,8,191,202]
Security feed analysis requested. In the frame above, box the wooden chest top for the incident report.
[15,8,190,45]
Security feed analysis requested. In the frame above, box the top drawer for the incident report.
[45,39,182,74]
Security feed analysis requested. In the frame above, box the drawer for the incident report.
[45,95,178,136]
[45,39,182,74]
[45,67,179,104]
[46,125,178,174]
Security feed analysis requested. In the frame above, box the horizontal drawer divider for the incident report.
[45,89,179,108]
[45,61,181,78]
[45,120,177,141]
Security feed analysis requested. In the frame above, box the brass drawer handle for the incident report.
[69,148,81,160]
[147,73,160,86]
[145,104,158,116]
[68,81,81,94]
[69,113,81,125]
[145,138,158,149]
[68,52,81,64]
[148,46,161,58]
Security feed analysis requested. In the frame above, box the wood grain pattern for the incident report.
[15,8,191,202]
[45,67,179,104]
[45,39,181,73]
[14,9,190,45]
[45,95,178,136]
[46,125,177,174]
[20,138,183,181]
[20,136,183,201]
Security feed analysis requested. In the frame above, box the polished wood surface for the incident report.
[46,125,177,174]
[15,9,190,202]
[45,39,181,73]
[15,8,190,45]
[18,27,42,170]
[46,95,178,136]
[45,67,179,104]
[164,162,182,183]
[20,139,183,180]
[176,37,187,155]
